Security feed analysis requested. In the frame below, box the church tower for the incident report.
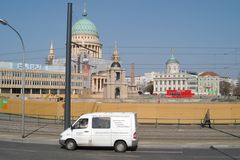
[47,41,55,65]
[104,45,128,99]
[166,48,180,74]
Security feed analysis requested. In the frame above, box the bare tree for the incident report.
[220,81,232,96]
[144,81,153,94]
[233,86,240,99]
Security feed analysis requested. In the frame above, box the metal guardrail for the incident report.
[138,118,240,128]
[0,112,240,127]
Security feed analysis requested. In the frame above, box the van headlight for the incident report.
[60,134,64,139]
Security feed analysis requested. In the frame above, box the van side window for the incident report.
[92,117,110,129]
[73,118,88,129]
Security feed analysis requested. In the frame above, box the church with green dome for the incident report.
[71,7,102,59]
[46,3,128,98]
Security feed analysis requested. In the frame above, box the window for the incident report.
[92,117,110,129]
[73,118,88,129]
[116,72,120,81]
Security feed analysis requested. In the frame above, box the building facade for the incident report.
[91,71,107,94]
[0,62,82,97]
[153,54,198,95]
[198,72,220,96]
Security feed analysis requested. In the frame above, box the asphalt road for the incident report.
[0,141,239,160]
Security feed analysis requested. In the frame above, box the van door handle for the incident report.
[84,131,89,133]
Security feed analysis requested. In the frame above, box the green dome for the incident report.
[72,18,98,36]
[166,54,179,65]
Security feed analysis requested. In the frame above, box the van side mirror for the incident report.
[70,125,74,130]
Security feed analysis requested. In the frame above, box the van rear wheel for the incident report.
[65,139,77,150]
[114,141,127,152]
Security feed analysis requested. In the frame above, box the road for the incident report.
[0,141,239,160]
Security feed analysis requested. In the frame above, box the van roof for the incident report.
[81,112,136,117]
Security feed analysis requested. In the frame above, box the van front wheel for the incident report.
[114,141,127,152]
[65,139,77,150]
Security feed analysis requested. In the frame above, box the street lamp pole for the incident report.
[0,19,26,138]
[64,3,98,130]
[64,3,72,130]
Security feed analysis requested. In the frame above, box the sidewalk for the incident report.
[0,120,240,149]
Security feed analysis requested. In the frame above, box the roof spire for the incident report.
[82,0,88,17]
[49,41,55,55]
[170,48,176,59]
[113,41,119,62]
[50,40,53,50]
[48,41,55,65]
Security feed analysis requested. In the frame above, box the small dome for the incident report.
[166,54,179,65]
[199,71,219,77]
[72,18,98,36]
[111,62,121,68]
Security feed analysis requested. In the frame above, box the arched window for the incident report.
[115,88,120,99]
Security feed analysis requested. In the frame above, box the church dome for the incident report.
[111,62,121,68]
[199,71,219,77]
[166,54,179,65]
[72,18,98,36]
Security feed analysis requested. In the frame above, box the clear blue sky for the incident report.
[1,0,240,78]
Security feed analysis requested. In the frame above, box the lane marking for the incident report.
[137,150,183,154]
[0,147,37,153]
[74,152,139,158]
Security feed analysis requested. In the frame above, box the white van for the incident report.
[59,112,138,152]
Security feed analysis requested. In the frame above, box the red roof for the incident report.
[199,71,219,77]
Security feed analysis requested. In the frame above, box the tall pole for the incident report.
[64,3,72,130]
[0,19,26,138]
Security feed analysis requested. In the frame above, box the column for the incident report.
[99,78,102,92]
[102,78,105,91]
[92,78,95,92]
[96,78,99,92]
[97,46,99,58]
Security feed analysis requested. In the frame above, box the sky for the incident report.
[0,0,240,79]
